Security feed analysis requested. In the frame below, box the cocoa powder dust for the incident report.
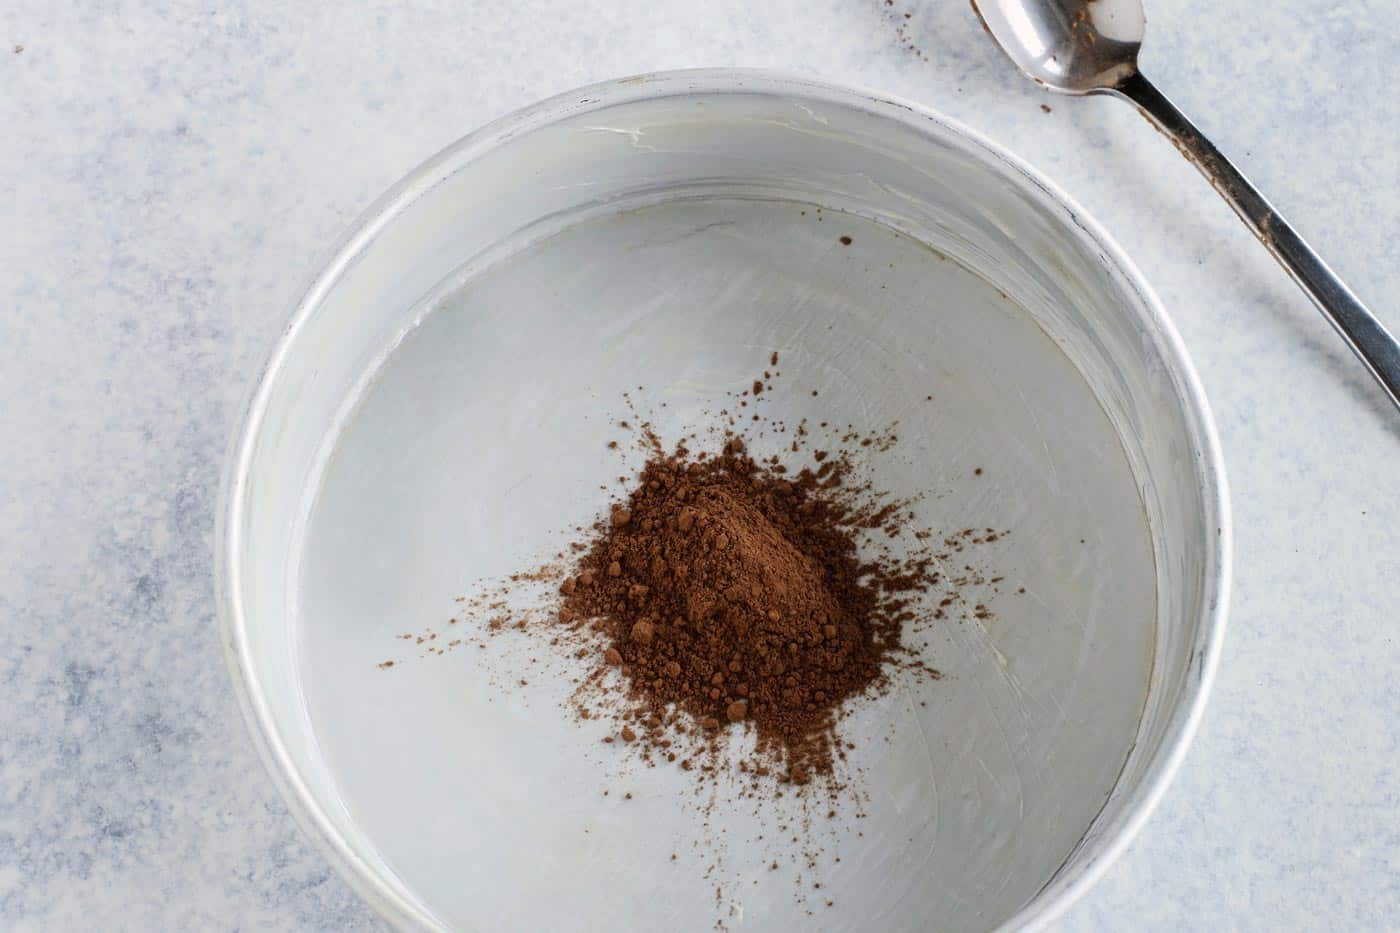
[557,433,940,785]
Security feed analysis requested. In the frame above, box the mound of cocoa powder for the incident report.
[556,432,941,784]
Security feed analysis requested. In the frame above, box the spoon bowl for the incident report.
[971,0,1144,93]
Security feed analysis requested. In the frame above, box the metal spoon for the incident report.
[971,0,1400,411]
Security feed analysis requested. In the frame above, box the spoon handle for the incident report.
[1113,71,1400,411]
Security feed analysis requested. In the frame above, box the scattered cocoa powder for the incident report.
[550,423,955,785]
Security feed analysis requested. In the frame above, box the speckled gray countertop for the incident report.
[3,1,1398,929]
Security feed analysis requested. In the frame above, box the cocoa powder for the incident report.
[555,432,942,784]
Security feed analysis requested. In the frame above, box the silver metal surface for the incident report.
[972,0,1400,411]
[218,70,1230,931]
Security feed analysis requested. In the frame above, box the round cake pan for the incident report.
[218,69,1230,931]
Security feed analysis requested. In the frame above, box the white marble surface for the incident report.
[3,0,1397,929]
